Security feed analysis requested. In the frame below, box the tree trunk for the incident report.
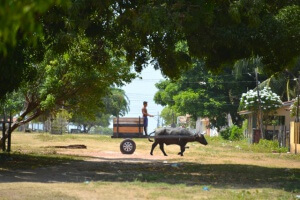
[83,124,88,133]
[86,125,94,133]
[0,109,43,149]
[230,111,243,126]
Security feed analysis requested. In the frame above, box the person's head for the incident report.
[143,101,148,107]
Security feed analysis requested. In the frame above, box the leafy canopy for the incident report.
[70,88,130,133]
[2,34,135,135]
[2,1,300,99]
[154,60,257,128]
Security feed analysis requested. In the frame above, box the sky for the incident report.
[120,66,166,132]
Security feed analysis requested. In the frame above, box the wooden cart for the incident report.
[112,117,148,154]
[112,117,203,155]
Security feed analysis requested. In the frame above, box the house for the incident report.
[239,101,295,143]
[176,115,218,136]
[176,114,192,129]
[195,117,218,137]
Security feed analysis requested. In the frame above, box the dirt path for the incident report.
[1,133,300,200]
[0,150,173,184]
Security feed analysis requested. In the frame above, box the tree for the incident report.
[2,0,300,146]
[239,87,283,136]
[234,57,300,102]
[116,1,300,74]
[154,60,257,129]
[160,106,180,126]
[50,109,71,134]
[0,0,70,99]
[2,1,299,100]
[0,36,135,147]
[71,113,111,134]
[69,88,130,133]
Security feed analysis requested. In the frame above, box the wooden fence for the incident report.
[290,122,300,154]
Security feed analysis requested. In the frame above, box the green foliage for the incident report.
[220,128,231,140]
[160,106,180,126]
[154,60,256,128]
[229,125,244,141]
[242,119,248,131]
[69,88,129,133]
[290,97,300,117]
[0,0,70,99]
[207,137,290,154]
[0,91,24,116]
[51,109,71,133]
[220,125,244,141]
[254,139,288,153]
[1,0,300,139]
[103,88,130,117]
[2,0,300,100]
[0,0,69,54]
[0,34,135,136]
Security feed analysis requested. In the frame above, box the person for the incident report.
[142,101,154,136]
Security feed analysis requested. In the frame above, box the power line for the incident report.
[133,79,257,83]
[134,72,257,81]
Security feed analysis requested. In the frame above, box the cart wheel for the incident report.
[120,139,136,154]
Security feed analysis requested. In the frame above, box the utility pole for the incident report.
[7,111,12,152]
[157,112,160,128]
[255,68,264,139]
[296,76,300,122]
[2,110,6,151]
[171,110,176,128]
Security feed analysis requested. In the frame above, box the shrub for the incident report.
[229,125,244,141]
[220,125,244,141]
[255,139,288,153]
[220,127,231,140]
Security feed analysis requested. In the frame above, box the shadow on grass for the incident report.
[0,153,299,192]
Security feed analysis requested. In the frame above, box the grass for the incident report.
[0,152,81,170]
[206,137,300,160]
[0,132,299,199]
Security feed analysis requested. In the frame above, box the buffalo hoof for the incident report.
[150,153,153,156]
[164,154,168,156]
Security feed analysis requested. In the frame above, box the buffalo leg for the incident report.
[179,145,185,156]
[150,141,159,155]
[178,142,187,156]
[159,143,168,156]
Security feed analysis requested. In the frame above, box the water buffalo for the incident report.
[148,128,208,156]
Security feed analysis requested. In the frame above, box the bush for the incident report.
[220,127,231,140]
[220,125,244,141]
[229,125,244,141]
[255,139,288,153]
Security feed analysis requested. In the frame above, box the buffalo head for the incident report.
[195,133,208,145]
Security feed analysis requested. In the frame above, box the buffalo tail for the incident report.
[148,131,155,142]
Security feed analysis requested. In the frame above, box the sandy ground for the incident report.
[0,133,299,200]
